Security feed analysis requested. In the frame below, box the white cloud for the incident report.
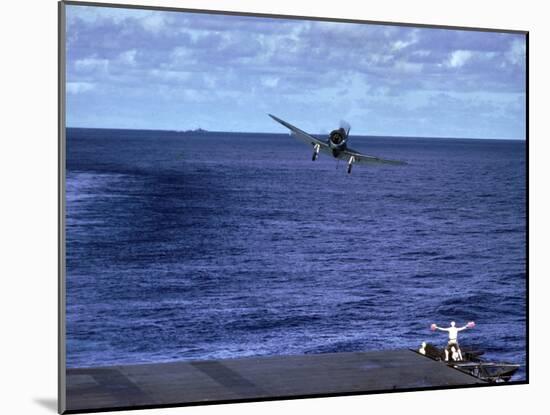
[391,29,419,51]
[67,82,95,94]
[149,69,191,82]
[506,39,526,65]
[119,50,137,66]
[368,53,393,65]
[67,5,143,24]
[393,61,423,74]
[261,76,279,88]
[391,39,416,51]
[169,47,197,66]
[412,50,431,58]
[446,50,473,68]
[75,57,109,73]
[140,12,167,34]
[203,75,218,89]
[65,7,526,137]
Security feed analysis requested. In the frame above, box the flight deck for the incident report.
[65,349,485,413]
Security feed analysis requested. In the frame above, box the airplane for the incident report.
[268,114,407,174]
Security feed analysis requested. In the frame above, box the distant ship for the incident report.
[180,127,209,134]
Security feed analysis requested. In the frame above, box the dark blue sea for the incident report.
[65,128,526,380]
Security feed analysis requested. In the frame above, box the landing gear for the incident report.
[312,144,320,161]
[347,156,355,174]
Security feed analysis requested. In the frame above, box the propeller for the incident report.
[340,120,351,137]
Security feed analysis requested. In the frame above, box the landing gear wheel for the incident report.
[312,144,320,161]
[347,156,355,174]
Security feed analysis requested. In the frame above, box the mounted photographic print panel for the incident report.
[59,1,528,413]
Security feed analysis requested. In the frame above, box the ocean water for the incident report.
[65,128,526,380]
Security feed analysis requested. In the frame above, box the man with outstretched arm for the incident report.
[431,321,475,361]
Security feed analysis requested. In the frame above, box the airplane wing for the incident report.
[340,147,407,166]
[268,114,330,153]
[268,114,407,166]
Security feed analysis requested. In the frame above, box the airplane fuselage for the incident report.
[328,128,348,157]
[267,113,406,174]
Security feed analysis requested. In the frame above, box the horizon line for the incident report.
[65,126,526,141]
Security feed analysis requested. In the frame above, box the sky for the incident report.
[65,5,527,139]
